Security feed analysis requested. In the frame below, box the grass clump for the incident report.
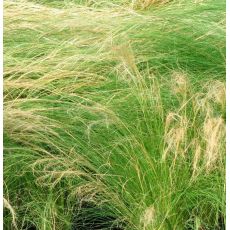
[4,0,225,229]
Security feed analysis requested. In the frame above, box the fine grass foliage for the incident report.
[4,0,225,229]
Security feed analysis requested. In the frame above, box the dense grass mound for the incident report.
[4,0,225,229]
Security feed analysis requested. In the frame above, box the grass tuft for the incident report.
[4,0,225,229]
